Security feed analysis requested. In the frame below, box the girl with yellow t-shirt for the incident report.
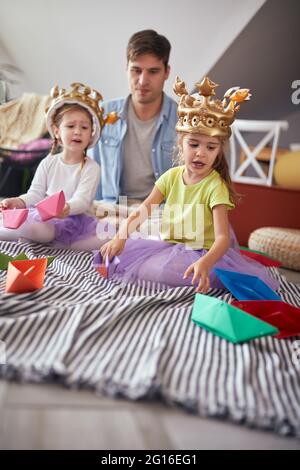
[100,76,278,293]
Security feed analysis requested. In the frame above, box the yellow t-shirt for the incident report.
[155,166,234,249]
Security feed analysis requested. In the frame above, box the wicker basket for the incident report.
[248,227,300,271]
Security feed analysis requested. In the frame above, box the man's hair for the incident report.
[126,29,171,69]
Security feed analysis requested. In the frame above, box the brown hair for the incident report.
[212,148,239,205]
[50,103,92,155]
[176,134,239,205]
[126,29,171,70]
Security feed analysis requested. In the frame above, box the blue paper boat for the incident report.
[214,268,281,301]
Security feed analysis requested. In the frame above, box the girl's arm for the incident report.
[184,204,231,293]
[100,185,164,260]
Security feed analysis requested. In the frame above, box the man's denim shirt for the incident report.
[90,93,178,202]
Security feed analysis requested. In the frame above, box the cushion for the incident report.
[274,151,300,189]
[248,227,300,271]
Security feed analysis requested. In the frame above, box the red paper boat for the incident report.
[2,208,29,229]
[6,258,47,293]
[96,265,108,278]
[93,251,120,279]
[240,249,281,267]
[231,299,300,339]
[36,191,65,221]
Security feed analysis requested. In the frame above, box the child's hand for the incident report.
[100,238,126,261]
[0,197,26,212]
[58,203,70,219]
[183,258,211,294]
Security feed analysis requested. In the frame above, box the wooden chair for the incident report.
[229,119,288,186]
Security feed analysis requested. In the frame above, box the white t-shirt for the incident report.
[19,153,100,215]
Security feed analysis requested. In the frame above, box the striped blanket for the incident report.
[0,240,300,438]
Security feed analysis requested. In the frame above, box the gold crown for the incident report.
[173,76,251,139]
[46,82,118,148]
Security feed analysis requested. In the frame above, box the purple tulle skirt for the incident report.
[110,236,279,291]
[28,208,98,245]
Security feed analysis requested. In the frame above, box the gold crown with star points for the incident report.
[173,76,251,139]
[46,82,118,148]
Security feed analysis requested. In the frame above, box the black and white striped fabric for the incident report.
[0,240,300,438]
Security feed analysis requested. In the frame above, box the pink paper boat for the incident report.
[36,191,65,221]
[2,208,29,229]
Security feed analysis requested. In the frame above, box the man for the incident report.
[91,29,177,202]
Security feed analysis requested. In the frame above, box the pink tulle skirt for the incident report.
[111,236,279,291]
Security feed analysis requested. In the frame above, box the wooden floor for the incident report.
[1,267,300,450]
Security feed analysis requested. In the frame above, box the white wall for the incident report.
[0,39,29,99]
[0,0,265,100]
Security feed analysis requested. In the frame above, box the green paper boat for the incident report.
[191,294,279,344]
[0,251,55,270]
[0,252,15,270]
[239,246,268,256]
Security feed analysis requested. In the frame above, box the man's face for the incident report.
[127,53,170,105]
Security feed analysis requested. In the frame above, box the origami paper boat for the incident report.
[240,247,281,267]
[231,300,300,339]
[6,258,47,293]
[2,208,29,229]
[239,246,268,256]
[0,251,55,271]
[0,251,29,270]
[214,268,281,301]
[192,294,278,343]
[36,190,65,221]
[93,251,120,279]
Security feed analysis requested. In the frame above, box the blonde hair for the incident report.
[176,133,239,205]
[50,103,93,166]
